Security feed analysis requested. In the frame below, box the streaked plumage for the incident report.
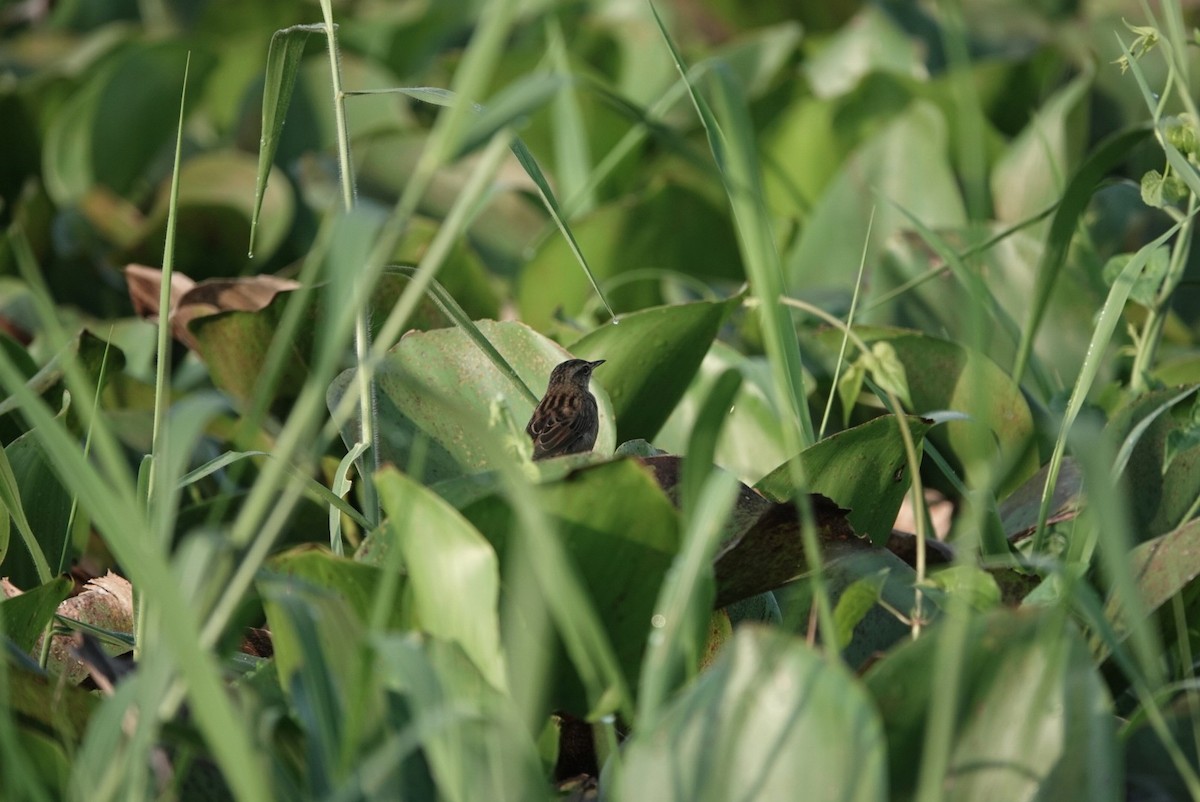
[526,359,605,460]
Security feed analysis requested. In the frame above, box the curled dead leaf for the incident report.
[124,264,300,352]
[37,571,135,684]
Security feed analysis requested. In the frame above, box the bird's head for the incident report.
[547,358,605,389]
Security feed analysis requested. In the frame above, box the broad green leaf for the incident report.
[616,626,887,802]
[756,415,934,545]
[1164,428,1200,475]
[0,433,39,579]
[0,329,126,425]
[0,727,69,799]
[785,101,966,296]
[825,550,923,669]
[371,634,543,801]
[131,149,296,276]
[1100,246,1170,308]
[0,429,71,587]
[385,220,501,323]
[1162,395,1200,474]
[809,327,1037,498]
[1106,517,1200,637]
[517,179,743,330]
[654,342,790,483]
[376,268,533,408]
[865,609,1119,802]
[833,571,888,649]
[329,321,615,483]
[761,89,847,215]
[266,545,409,631]
[369,467,505,689]
[1139,168,1189,207]
[258,571,381,795]
[188,289,312,412]
[42,42,214,205]
[389,82,614,319]
[921,565,1001,612]
[998,459,1083,542]
[991,71,1092,225]
[459,459,679,713]
[1153,353,1200,386]
[700,29,815,448]
[1012,124,1152,382]
[0,575,72,652]
[1124,701,1200,800]
[352,130,544,273]
[570,297,738,443]
[4,665,95,743]
[723,592,783,626]
[804,5,926,98]
[1108,386,1200,540]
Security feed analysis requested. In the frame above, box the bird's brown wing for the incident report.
[527,394,593,459]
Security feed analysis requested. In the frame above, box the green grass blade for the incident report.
[546,17,595,215]
[147,51,190,541]
[384,265,537,405]
[639,369,742,725]
[647,5,813,452]
[1011,124,1153,387]
[647,0,835,652]
[318,2,379,529]
[820,207,875,440]
[267,9,530,613]
[384,83,615,321]
[250,24,321,257]
[0,342,270,802]
[884,197,1024,350]
[0,439,50,584]
[1031,216,1190,552]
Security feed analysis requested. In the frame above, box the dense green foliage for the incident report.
[2,0,1200,800]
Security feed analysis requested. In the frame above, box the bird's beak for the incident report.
[590,360,606,369]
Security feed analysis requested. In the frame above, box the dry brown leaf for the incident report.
[38,571,135,684]
[125,263,196,322]
[124,265,300,352]
[172,274,301,351]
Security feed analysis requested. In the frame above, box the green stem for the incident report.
[1130,196,1196,393]
[320,1,380,525]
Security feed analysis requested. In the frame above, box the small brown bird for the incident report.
[526,358,605,460]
